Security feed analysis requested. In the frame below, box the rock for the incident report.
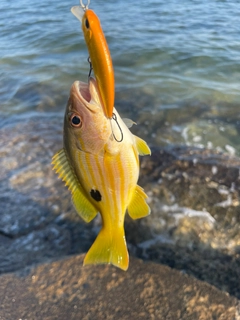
[0,254,239,320]
[1,113,240,303]
[131,146,240,299]
[0,114,96,273]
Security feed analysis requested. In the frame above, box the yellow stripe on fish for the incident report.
[71,5,114,119]
[52,78,151,271]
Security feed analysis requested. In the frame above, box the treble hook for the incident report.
[80,0,90,10]
[111,113,123,143]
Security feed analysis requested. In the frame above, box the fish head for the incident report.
[64,78,111,155]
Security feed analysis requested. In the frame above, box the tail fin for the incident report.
[83,227,129,271]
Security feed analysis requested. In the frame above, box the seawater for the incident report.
[1,0,240,153]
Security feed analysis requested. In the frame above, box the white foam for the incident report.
[215,195,232,208]
[211,166,218,175]
[161,204,215,224]
[225,144,236,156]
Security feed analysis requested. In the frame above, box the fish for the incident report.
[71,5,114,119]
[52,78,151,271]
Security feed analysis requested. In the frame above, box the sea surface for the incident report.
[1,0,240,153]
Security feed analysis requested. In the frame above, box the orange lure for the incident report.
[71,5,114,119]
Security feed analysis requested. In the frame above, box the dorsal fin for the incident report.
[134,135,151,156]
[52,149,98,223]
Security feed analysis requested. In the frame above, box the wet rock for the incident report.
[0,224,70,273]
[0,114,95,272]
[129,146,240,298]
[0,188,53,236]
[1,113,240,303]
[0,254,238,320]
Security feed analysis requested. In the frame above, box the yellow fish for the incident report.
[71,5,115,119]
[52,78,151,271]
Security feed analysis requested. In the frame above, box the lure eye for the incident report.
[70,114,82,127]
[85,18,90,29]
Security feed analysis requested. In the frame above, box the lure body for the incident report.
[52,78,151,270]
[71,6,114,119]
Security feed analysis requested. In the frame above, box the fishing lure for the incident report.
[71,1,114,119]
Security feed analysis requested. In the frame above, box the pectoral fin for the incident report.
[128,185,151,219]
[122,118,136,128]
[134,135,151,156]
[52,149,98,223]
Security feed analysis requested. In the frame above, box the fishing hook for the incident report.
[80,0,90,10]
[111,113,123,142]
[88,56,93,78]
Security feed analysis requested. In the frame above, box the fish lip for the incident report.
[71,79,101,112]
[72,80,91,104]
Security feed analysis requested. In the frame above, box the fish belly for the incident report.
[74,147,139,270]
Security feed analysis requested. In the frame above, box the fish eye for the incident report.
[85,18,90,29]
[70,114,82,127]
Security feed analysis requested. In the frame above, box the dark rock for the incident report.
[1,114,240,304]
[130,146,240,298]
[0,224,71,273]
[0,254,238,320]
[0,114,96,273]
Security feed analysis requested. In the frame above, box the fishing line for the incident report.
[88,57,93,78]
[111,113,123,142]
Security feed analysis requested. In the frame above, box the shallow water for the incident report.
[1,0,240,152]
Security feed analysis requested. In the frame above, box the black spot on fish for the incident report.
[90,189,102,202]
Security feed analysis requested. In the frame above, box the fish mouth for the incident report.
[71,78,103,113]
[77,81,91,103]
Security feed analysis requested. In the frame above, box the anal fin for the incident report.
[128,185,151,219]
[71,188,98,223]
[52,149,98,223]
